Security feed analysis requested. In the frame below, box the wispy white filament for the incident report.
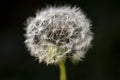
[24,6,93,64]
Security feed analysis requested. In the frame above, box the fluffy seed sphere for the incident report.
[24,6,93,64]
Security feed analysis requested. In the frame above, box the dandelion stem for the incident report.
[59,60,66,80]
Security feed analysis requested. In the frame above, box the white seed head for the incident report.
[24,6,93,64]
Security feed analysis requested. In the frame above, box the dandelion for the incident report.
[24,5,93,80]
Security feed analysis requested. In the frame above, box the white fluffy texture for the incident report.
[24,6,93,64]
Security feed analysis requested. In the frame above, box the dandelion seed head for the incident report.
[24,6,93,64]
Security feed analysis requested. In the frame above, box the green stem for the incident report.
[59,60,67,80]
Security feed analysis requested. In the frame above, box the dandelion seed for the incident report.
[24,5,93,65]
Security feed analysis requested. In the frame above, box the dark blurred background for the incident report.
[0,0,120,80]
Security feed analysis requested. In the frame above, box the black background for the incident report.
[0,0,120,80]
